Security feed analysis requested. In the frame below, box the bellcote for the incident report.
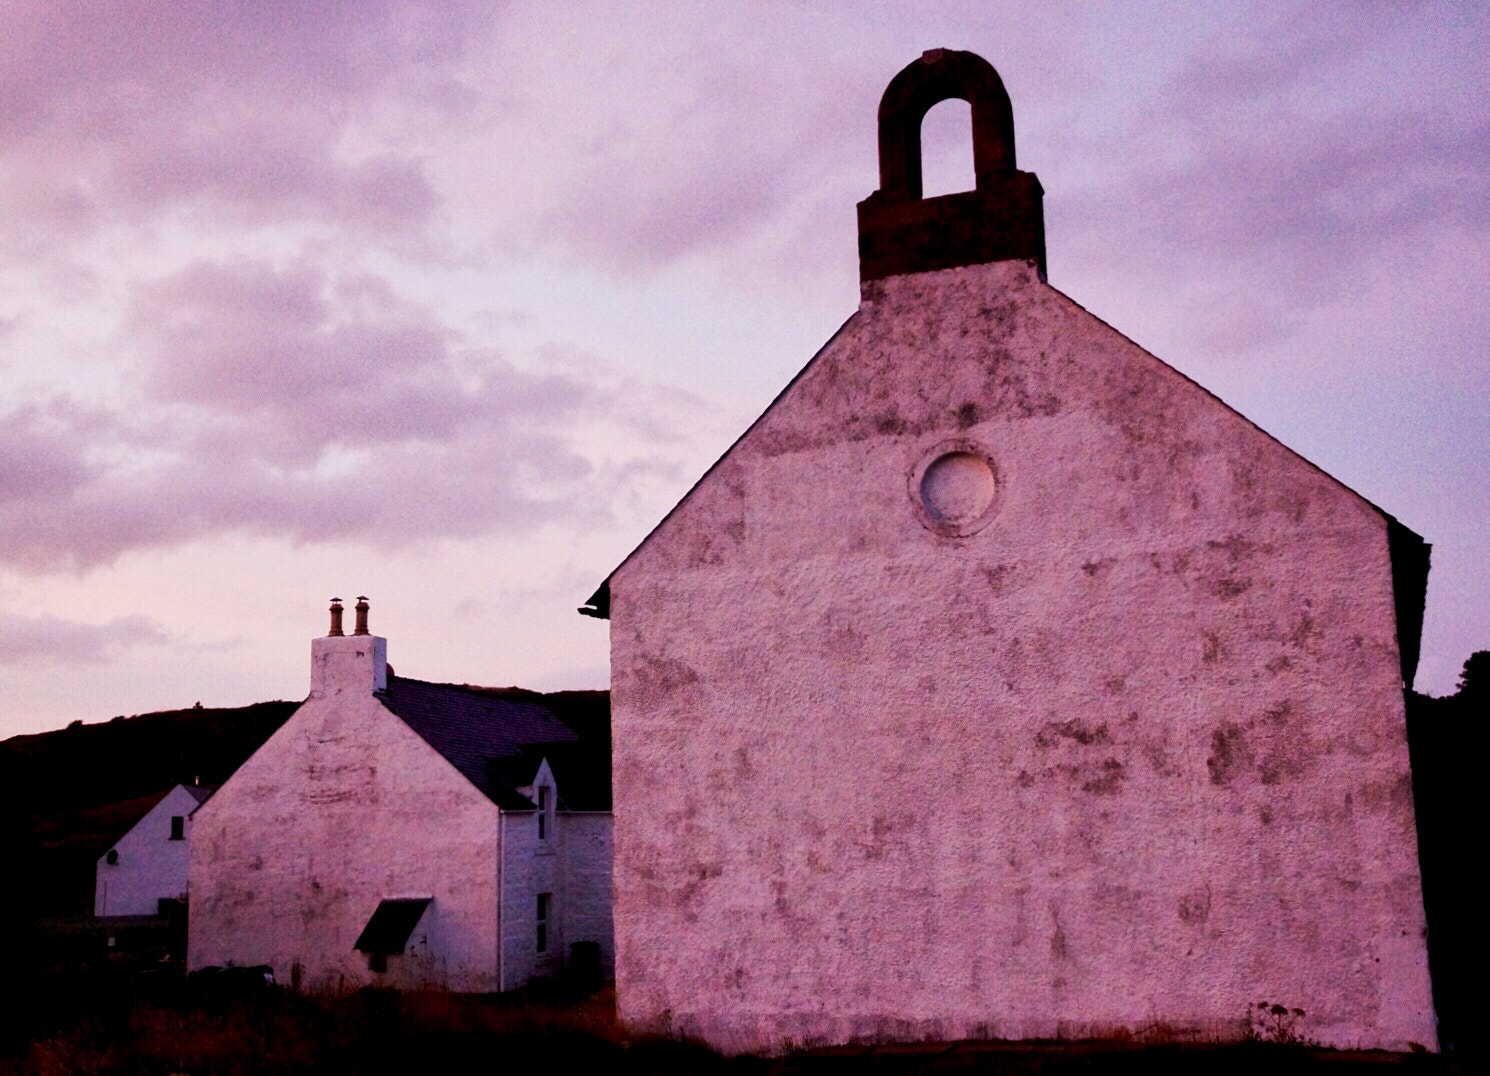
[857,49,1046,285]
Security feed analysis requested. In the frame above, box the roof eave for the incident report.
[578,580,610,620]
[1385,516,1431,690]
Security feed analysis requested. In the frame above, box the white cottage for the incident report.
[95,782,211,918]
[188,599,613,992]
[585,51,1437,1054]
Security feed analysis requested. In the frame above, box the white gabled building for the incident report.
[95,782,212,918]
[188,599,613,993]
[586,49,1436,1055]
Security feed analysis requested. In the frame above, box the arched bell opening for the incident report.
[873,49,1018,205]
[920,98,976,199]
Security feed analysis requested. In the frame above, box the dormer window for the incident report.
[170,816,185,841]
[537,786,550,841]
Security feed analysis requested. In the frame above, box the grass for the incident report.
[2,978,1479,1076]
[6,984,663,1076]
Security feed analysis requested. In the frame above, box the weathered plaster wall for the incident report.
[561,814,616,978]
[610,259,1435,1054]
[95,785,198,917]
[189,636,502,992]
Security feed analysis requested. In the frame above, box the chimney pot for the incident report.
[328,598,345,637]
[354,596,370,636]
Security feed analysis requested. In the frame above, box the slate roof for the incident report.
[377,677,610,811]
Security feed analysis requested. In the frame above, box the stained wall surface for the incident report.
[188,636,502,992]
[609,259,1436,1054]
[95,784,200,917]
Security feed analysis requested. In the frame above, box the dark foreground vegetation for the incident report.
[0,976,1478,1076]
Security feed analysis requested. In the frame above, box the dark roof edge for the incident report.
[579,579,609,619]
[578,310,863,620]
[1387,519,1431,690]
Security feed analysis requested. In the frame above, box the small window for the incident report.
[169,816,185,841]
[537,786,549,841]
[106,849,119,866]
[536,892,550,953]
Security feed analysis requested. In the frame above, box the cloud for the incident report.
[0,1,477,265]
[0,402,101,501]
[0,609,168,667]
[0,1,1481,710]
[420,6,886,277]
[0,4,1060,289]
[0,257,719,571]
[1054,4,1490,353]
[1131,108,1490,296]
[131,260,481,452]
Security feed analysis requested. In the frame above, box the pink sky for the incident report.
[1,2,1486,736]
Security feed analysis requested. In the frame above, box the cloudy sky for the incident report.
[1,2,1485,737]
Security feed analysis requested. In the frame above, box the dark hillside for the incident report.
[463,686,610,744]
[0,701,300,921]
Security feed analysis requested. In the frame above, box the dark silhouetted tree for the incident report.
[1456,650,1488,700]
[1406,647,1490,1054]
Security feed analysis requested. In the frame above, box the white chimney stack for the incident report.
[311,596,386,697]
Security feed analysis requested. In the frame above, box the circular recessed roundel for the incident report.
[910,439,999,536]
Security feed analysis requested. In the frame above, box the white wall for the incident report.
[189,635,502,992]
[609,259,1436,1054]
[95,784,200,917]
[561,813,615,979]
[500,800,614,990]
[499,807,551,989]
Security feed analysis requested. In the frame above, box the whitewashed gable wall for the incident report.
[95,784,201,917]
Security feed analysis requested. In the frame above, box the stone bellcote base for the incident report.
[858,173,1046,284]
